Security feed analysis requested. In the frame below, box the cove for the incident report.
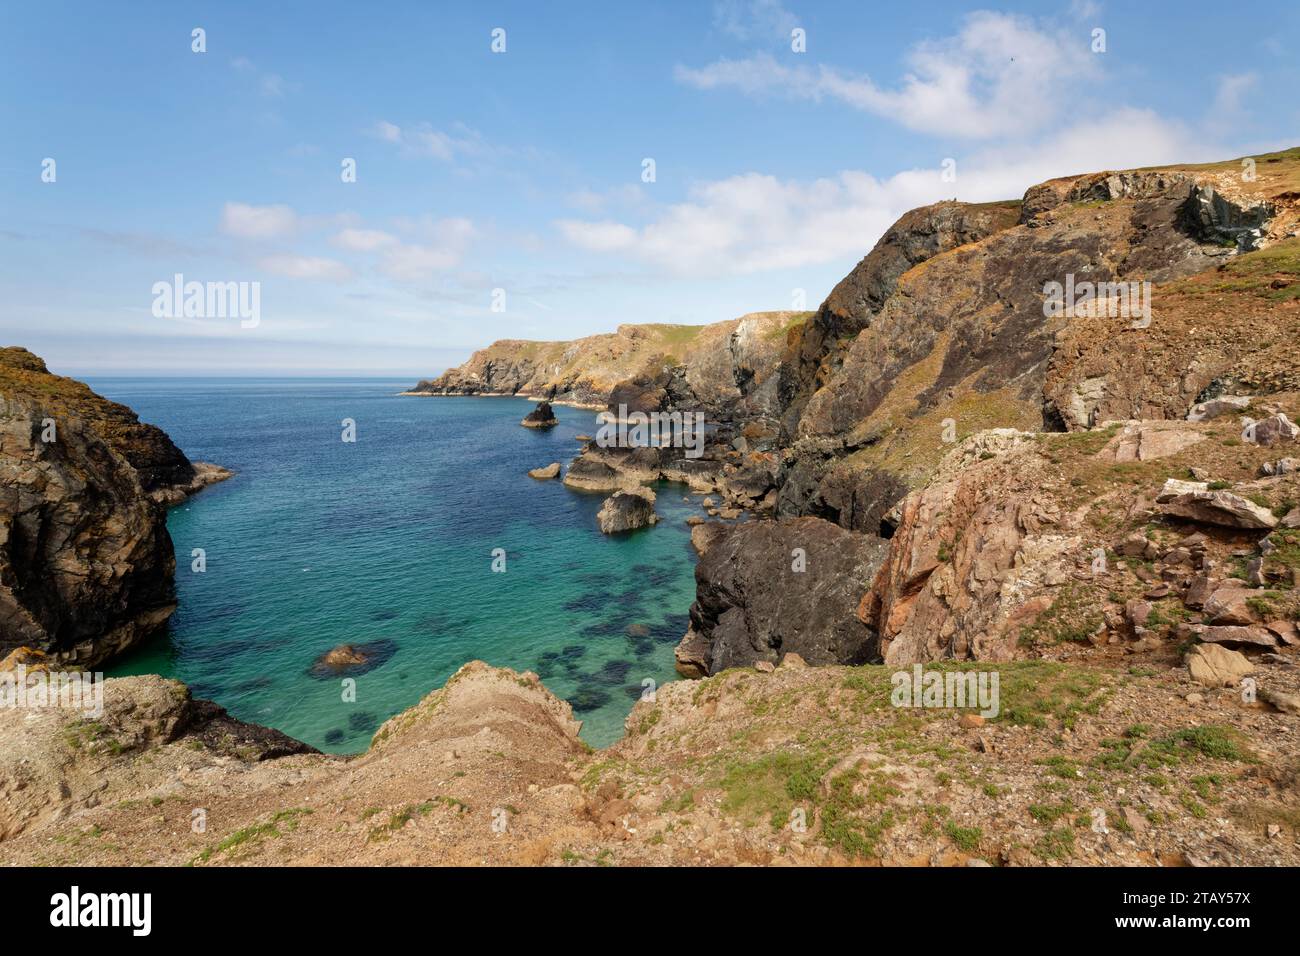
[92,377,701,752]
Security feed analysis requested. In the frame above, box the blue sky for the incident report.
[1,1,1296,377]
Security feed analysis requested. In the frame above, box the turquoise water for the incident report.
[90,379,700,752]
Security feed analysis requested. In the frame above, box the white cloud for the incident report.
[554,109,1219,279]
[220,202,298,240]
[259,255,353,281]
[371,120,489,161]
[556,220,638,252]
[378,217,477,282]
[331,228,398,252]
[1211,73,1258,116]
[677,12,1097,139]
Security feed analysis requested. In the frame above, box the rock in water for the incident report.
[308,639,398,678]
[596,487,657,534]
[521,401,559,428]
[528,462,561,479]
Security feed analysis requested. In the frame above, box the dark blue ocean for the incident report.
[88,378,700,752]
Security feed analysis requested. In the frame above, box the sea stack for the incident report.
[596,487,658,533]
[521,400,559,429]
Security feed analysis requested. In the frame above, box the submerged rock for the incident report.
[596,487,658,534]
[308,640,398,678]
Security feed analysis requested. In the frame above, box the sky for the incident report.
[1,1,1297,377]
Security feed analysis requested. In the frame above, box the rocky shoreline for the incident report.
[0,347,231,666]
[3,148,1300,866]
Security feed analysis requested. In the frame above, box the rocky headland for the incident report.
[0,347,230,666]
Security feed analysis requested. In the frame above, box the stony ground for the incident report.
[1,644,1296,867]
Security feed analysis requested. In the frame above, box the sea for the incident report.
[88,378,701,752]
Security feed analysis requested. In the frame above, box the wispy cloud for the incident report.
[219,202,298,240]
[370,120,492,162]
[712,0,799,42]
[554,108,1211,278]
[258,254,352,281]
[230,57,292,98]
[677,12,1097,139]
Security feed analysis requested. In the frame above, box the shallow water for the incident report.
[92,379,700,752]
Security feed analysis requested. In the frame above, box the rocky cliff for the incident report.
[0,348,228,664]
[419,149,1299,677]
[408,311,807,417]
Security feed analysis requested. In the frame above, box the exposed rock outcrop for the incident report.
[521,400,559,428]
[676,517,888,676]
[0,348,223,665]
[528,462,561,479]
[596,487,657,534]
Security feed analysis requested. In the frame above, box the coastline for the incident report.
[398,389,608,411]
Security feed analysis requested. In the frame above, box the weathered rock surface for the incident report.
[0,348,229,665]
[596,487,657,534]
[520,400,559,428]
[1186,643,1254,687]
[677,517,888,675]
[1160,490,1279,529]
[411,312,803,418]
[528,462,561,480]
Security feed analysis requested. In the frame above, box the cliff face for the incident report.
[0,349,223,664]
[409,311,806,418]
[419,148,1300,677]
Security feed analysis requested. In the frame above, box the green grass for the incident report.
[192,808,313,864]
[718,751,826,829]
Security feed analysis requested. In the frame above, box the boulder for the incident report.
[1160,490,1278,529]
[1259,457,1300,477]
[528,463,561,480]
[1199,626,1278,648]
[520,401,559,429]
[1116,532,1158,558]
[1190,398,1248,424]
[1203,586,1258,625]
[1186,395,1250,422]
[1182,574,1218,610]
[596,488,657,534]
[1247,413,1299,447]
[1187,644,1253,687]
[1156,478,1207,503]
